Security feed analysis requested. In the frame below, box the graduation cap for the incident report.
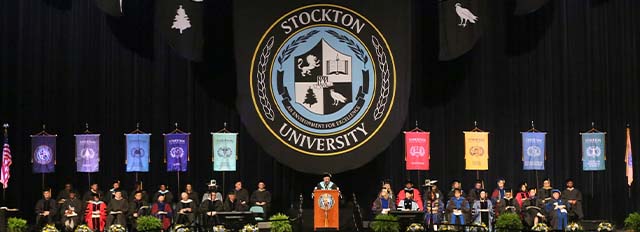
[207,179,217,187]
[405,180,414,186]
[450,179,460,185]
[322,172,332,178]
[228,191,237,195]
[551,189,561,194]
[423,179,438,187]
[69,190,78,195]
[496,177,506,183]
[565,178,574,183]
[479,189,487,193]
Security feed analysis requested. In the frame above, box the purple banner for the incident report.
[31,135,56,173]
[75,134,100,173]
[165,133,189,172]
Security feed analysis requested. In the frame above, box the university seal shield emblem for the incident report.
[240,3,409,174]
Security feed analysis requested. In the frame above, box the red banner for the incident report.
[404,131,430,170]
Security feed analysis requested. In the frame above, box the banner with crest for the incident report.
[126,134,151,172]
[75,134,100,173]
[464,131,489,170]
[31,135,56,173]
[581,132,606,171]
[522,132,546,170]
[404,131,430,170]
[165,133,189,172]
[212,133,238,171]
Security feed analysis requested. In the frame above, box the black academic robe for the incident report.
[223,199,248,212]
[233,188,250,204]
[498,197,520,215]
[57,189,73,203]
[106,198,128,227]
[186,191,200,203]
[539,188,553,204]
[175,199,197,224]
[467,188,482,202]
[128,191,149,204]
[250,190,272,215]
[200,199,223,226]
[522,196,545,227]
[35,198,57,228]
[152,190,174,204]
[128,199,149,231]
[82,190,104,203]
[60,198,83,231]
[561,188,583,220]
[106,189,128,205]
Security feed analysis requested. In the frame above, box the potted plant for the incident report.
[7,218,27,232]
[625,213,640,232]
[136,215,163,231]
[107,224,126,232]
[494,213,523,232]
[370,214,400,232]
[566,222,584,231]
[73,225,92,232]
[269,213,292,232]
[41,224,59,232]
[531,223,550,232]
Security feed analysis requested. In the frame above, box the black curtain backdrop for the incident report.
[1,0,639,225]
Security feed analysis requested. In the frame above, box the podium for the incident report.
[313,190,339,231]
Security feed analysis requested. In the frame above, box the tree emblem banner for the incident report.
[581,132,606,171]
[75,134,100,173]
[165,133,189,172]
[404,131,430,170]
[234,2,412,174]
[212,133,238,172]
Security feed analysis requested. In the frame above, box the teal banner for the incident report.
[581,132,606,171]
[212,133,237,171]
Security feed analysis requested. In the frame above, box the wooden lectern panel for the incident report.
[313,190,339,230]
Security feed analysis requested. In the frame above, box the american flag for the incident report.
[626,127,634,186]
[0,136,11,189]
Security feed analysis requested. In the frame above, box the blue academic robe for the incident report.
[545,199,569,230]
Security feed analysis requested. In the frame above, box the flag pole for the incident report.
[2,123,8,203]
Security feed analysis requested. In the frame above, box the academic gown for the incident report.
[398,199,420,211]
[129,199,149,231]
[223,199,248,212]
[546,198,569,230]
[250,189,272,215]
[538,188,553,204]
[175,199,197,225]
[446,197,470,225]
[60,198,83,231]
[186,191,200,203]
[85,200,107,232]
[371,197,396,214]
[151,202,173,230]
[472,200,494,231]
[35,198,58,228]
[498,197,520,215]
[233,188,250,204]
[515,191,529,208]
[106,198,129,227]
[522,196,545,227]
[467,188,483,202]
[128,191,149,204]
[561,188,584,220]
[200,199,223,226]
[57,189,73,204]
[424,199,444,226]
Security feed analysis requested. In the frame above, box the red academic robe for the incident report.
[151,202,173,230]
[85,201,107,232]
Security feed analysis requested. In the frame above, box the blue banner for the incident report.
[581,132,606,171]
[75,134,100,173]
[522,132,546,170]
[212,133,238,171]
[126,134,151,172]
[165,133,189,172]
[31,135,56,173]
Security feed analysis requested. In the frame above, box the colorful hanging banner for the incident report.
[404,131,430,170]
[75,134,100,173]
[165,133,189,172]
[522,132,546,170]
[212,133,238,172]
[126,134,151,172]
[581,132,606,171]
[31,135,57,173]
[464,131,489,170]
[626,127,634,186]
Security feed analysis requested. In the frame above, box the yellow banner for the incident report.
[464,131,489,170]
